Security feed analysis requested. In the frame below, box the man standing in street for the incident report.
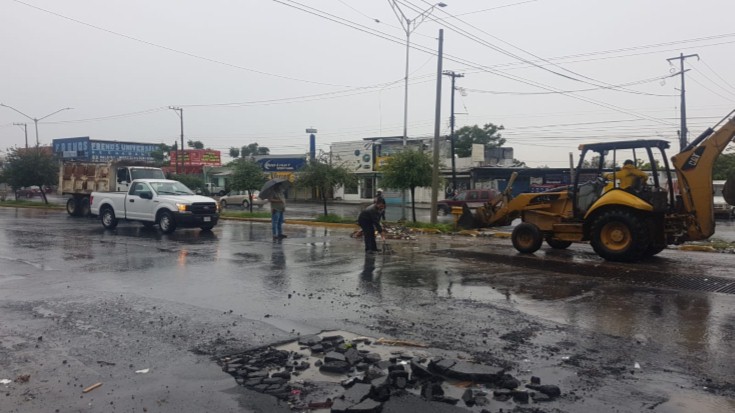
[358,199,385,253]
[269,186,287,240]
[374,188,386,221]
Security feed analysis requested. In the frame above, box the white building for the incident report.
[330,136,514,204]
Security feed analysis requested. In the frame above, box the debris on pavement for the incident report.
[82,382,103,393]
[216,331,562,412]
[135,368,151,374]
[14,374,30,383]
[351,224,418,241]
[1,379,12,385]
[375,337,428,348]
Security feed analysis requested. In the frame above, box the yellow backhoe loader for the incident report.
[459,109,735,262]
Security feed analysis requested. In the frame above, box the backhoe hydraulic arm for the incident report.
[670,109,735,240]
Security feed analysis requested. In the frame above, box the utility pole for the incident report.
[442,70,463,192]
[667,53,699,151]
[169,106,184,174]
[430,29,444,224]
[13,123,28,148]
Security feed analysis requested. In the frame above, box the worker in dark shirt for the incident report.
[374,188,386,221]
[358,199,386,253]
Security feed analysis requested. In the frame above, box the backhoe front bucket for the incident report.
[457,204,478,229]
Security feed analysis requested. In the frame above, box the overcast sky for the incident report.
[2,0,734,166]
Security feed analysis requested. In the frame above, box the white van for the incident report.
[713,180,734,218]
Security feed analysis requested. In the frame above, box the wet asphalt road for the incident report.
[1,206,735,412]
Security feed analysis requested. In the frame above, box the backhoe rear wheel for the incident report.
[512,223,543,254]
[590,209,649,262]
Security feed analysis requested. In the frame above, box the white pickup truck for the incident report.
[90,179,220,233]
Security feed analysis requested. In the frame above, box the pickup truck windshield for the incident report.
[150,181,194,195]
[131,168,165,180]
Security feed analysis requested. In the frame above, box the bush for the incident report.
[315,214,356,224]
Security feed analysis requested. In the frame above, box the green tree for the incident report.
[3,147,58,204]
[379,148,434,222]
[150,143,172,166]
[296,160,356,216]
[713,152,735,180]
[229,159,267,212]
[187,140,204,149]
[229,147,240,159]
[454,123,505,157]
[241,143,270,157]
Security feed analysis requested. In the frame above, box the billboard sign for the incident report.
[257,158,306,172]
[53,137,158,162]
[170,149,221,166]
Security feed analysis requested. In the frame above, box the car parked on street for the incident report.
[16,186,53,199]
[436,189,497,215]
[219,190,268,209]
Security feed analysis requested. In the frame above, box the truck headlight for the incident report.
[176,203,190,212]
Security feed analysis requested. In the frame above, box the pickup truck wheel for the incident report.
[158,210,177,234]
[512,223,543,254]
[66,198,79,216]
[100,207,118,229]
[220,200,227,209]
[590,209,649,262]
[200,224,215,231]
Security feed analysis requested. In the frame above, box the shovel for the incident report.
[380,234,394,255]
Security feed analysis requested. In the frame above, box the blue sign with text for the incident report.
[53,137,157,162]
[257,158,306,172]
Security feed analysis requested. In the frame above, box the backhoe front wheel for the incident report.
[590,209,649,262]
[512,223,543,254]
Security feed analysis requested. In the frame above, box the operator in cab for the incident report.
[604,159,648,191]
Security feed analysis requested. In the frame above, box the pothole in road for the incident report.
[217,330,564,412]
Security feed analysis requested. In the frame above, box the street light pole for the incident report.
[169,106,184,174]
[13,122,28,148]
[389,1,447,147]
[388,1,447,219]
[1,103,73,146]
[442,70,463,192]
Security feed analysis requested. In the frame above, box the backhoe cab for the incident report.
[461,109,735,262]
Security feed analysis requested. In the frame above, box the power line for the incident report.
[11,0,359,88]
[463,73,677,97]
[699,58,735,94]
[411,0,668,97]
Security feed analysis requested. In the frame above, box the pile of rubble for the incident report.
[350,224,420,241]
[217,333,561,412]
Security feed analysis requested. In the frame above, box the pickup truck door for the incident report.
[126,182,155,221]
